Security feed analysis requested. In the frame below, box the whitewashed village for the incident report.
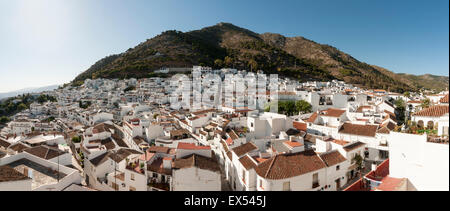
[0,66,448,191]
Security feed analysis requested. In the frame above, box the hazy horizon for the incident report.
[0,0,448,93]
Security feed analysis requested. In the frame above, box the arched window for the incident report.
[427,121,434,130]
[417,120,424,129]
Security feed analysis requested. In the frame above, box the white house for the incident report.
[172,154,221,191]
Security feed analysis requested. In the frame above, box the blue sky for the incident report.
[0,0,448,92]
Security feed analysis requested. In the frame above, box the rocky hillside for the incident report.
[74,23,448,92]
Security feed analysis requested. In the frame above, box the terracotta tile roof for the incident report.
[174,154,220,172]
[343,142,365,152]
[109,148,142,163]
[228,130,239,140]
[8,143,30,153]
[384,110,396,118]
[378,121,396,134]
[177,142,210,150]
[377,127,391,134]
[356,106,372,113]
[0,138,11,148]
[92,123,115,134]
[0,166,30,182]
[24,145,65,160]
[293,121,307,132]
[319,108,346,117]
[232,142,258,157]
[255,150,327,180]
[375,177,406,191]
[440,94,449,103]
[226,137,233,146]
[102,139,116,150]
[111,134,128,148]
[283,141,303,148]
[139,151,155,161]
[305,112,318,123]
[331,139,350,146]
[147,157,172,175]
[226,151,233,161]
[413,105,449,117]
[170,129,190,137]
[191,109,216,116]
[89,152,110,167]
[220,140,229,152]
[148,146,171,154]
[319,150,347,167]
[132,136,146,145]
[339,123,379,137]
[239,155,257,170]
[254,157,268,163]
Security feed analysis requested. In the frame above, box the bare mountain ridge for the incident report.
[74,22,449,92]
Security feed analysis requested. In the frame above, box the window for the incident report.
[153,173,157,178]
[336,165,340,171]
[259,179,263,188]
[312,173,319,188]
[283,182,291,191]
[251,123,254,128]
[242,170,246,184]
[131,173,135,181]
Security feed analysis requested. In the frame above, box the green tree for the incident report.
[17,103,27,111]
[394,99,406,126]
[224,56,233,67]
[248,59,258,72]
[214,59,223,68]
[0,116,10,124]
[352,153,364,179]
[72,136,81,143]
[124,86,136,92]
[295,100,312,114]
[421,98,431,109]
[403,91,411,98]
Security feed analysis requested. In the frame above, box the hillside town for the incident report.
[0,66,448,191]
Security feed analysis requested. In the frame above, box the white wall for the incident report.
[257,169,327,191]
[0,179,32,191]
[388,132,449,191]
[172,167,221,191]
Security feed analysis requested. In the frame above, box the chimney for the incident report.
[162,157,172,169]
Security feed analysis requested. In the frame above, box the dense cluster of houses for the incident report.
[0,66,448,191]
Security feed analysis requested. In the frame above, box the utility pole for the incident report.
[57,148,60,183]
[114,150,117,191]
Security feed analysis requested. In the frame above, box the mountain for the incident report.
[396,73,449,91]
[0,85,59,100]
[73,22,449,93]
